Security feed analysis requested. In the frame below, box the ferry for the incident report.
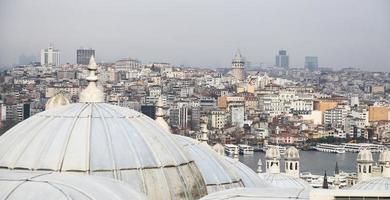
[261,145,286,155]
[224,144,239,155]
[238,144,254,155]
[342,143,385,153]
[315,143,346,154]
[300,172,348,189]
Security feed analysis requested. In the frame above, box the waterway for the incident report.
[238,151,380,176]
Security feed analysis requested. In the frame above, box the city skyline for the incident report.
[0,0,389,71]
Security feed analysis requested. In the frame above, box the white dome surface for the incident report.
[259,173,312,193]
[285,146,299,160]
[265,145,281,159]
[357,148,374,163]
[379,149,390,164]
[199,187,309,200]
[174,135,244,193]
[45,93,70,110]
[223,156,268,188]
[349,177,390,190]
[0,103,207,199]
[0,170,147,200]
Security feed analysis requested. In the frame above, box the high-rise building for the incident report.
[275,50,289,68]
[77,48,95,65]
[231,51,245,81]
[304,56,318,71]
[40,44,60,67]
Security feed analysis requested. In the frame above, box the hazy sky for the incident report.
[0,0,389,71]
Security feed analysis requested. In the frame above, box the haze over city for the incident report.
[1,0,389,71]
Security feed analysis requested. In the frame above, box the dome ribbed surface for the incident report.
[223,156,268,188]
[174,135,244,193]
[0,103,207,199]
[0,170,147,200]
[349,177,390,190]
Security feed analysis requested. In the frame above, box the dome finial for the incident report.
[79,55,104,103]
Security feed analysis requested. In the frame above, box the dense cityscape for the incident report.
[1,0,390,199]
[1,45,390,146]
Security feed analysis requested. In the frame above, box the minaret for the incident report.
[265,146,281,173]
[379,148,390,177]
[284,146,300,178]
[257,159,263,174]
[231,50,245,81]
[334,162,341,189]
[155,96,170,132]
[357,148,374,182]
[79,56,104,103]
[322,171,329,189]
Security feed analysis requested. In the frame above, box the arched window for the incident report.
[369,165,371,173]
[295,163,298,170]
[363,165,366,173]
[267,162,269,169]
[359,165,361,172]
[290,163,293,170]
[381,166,384,173]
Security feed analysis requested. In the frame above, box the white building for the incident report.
[40,44,60,67]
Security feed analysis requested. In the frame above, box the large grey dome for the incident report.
[0,103,207,199]
[174,135,244,193]
[0,170,147,200]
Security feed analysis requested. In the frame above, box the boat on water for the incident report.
[342,143,385,153]
[261,145,286,155]
[315,143,346,154]
[238,144,254,155]
[300,172,348,189]
[224,144,239,155]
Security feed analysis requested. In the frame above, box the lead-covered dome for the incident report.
[349,177,390,190]
[379,149,390,164]
[174,135,244,193]
[259,173,312,195]
[357,148,374,163]
[266,146,281,160]
[223,156,267,188]
[0,103,207,199]
[0,170,147,200]
[285,146,299,161]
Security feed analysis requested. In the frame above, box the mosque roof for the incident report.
[0,170,146,200]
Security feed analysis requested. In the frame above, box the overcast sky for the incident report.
[0,0,389,71]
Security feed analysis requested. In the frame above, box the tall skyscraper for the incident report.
[304,56,318,71]
[40,44,60,67]
[77,48,95,65]
[275,50,289,68]
[231,51,245,81]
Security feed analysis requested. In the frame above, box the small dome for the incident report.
[259,173,312,192]
[0,170,147,200]
[200,187,309,200]
[213,143,225,156]
[0,103,207,199]
[266,146,281,160]
[45,93,70,110]
[349,177,390,190]
[174,135,244,193]
[357,148,374,163]
[285,146,299,161]
[224,156,268,188]
[379,149,390,164]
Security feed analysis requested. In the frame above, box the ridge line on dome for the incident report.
[9,116,54,169]
[95,103,148,192]
[94,103,119,179]
[58,104,90,171]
